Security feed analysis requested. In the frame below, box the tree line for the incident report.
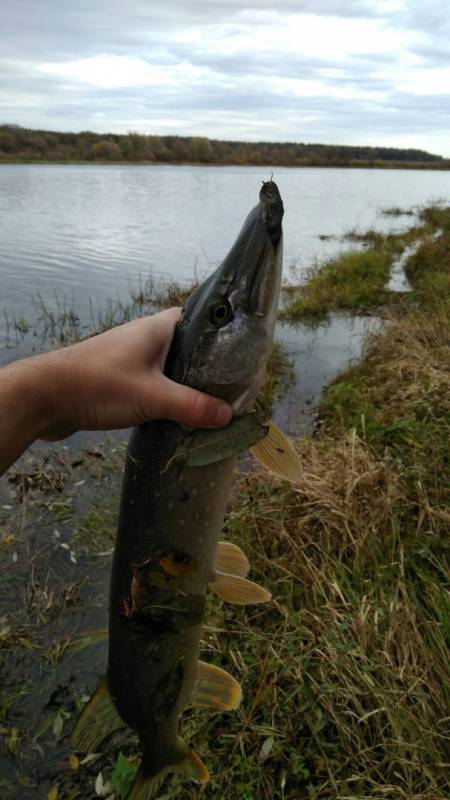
[0,125,447,169]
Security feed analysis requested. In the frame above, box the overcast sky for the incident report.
[2,0,450,155]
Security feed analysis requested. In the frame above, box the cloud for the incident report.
[1,0,450,155]
[39,55,211,90]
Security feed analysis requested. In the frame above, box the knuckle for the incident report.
[192,391,211,421]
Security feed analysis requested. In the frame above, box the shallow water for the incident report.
[273,314,383,435]
[387,245,415,292]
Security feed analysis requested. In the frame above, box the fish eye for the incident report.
[208,299,233,328]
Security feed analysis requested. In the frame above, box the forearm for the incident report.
[0,357,48,476]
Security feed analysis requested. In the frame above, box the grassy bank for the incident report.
[182,217,449,798]
[281,204,448,322]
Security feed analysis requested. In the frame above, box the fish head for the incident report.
[166,180,284,413]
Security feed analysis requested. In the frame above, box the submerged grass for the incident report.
[3,274,200,348]
[404,236,450,306]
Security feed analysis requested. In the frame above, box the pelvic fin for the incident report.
[191,659,242,711]
[210,571,271,604]
[216,541,250,577]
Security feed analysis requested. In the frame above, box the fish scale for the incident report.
[108,423,237,739]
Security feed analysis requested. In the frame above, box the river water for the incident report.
[1,163,449,430]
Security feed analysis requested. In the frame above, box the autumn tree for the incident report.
[90,140,122,160]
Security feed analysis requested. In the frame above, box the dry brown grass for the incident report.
[173,300,450,800]
[181,429,449,800]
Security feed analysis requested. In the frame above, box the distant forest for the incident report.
[0,125,448,169]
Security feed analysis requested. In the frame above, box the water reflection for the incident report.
[273,314,383,435]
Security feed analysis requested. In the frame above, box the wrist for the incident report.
[30,349,79,440]
[3,350,75,442]
[4,356,53,441]
[0,356,50,474]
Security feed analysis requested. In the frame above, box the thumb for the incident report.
[154,376,233,428]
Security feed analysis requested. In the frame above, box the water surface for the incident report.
[1,163,449,340]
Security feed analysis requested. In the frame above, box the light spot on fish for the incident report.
[209,481,216,489]
[178,519,186,527]
[168,501,174,509]
[192,489,198,497]
[194,513,200,521]
[205,505,211,513]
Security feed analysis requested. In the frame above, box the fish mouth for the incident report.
[259,179,284,248]
[238,180,284,320]
[165,181,284,397]
[220,179,284,320]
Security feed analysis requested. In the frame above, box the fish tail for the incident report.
[127,767,168,800]
[128,749,209,800]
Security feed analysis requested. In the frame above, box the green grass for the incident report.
[282,203,450,323]
[282,249,395,321]
[405,232,450,304]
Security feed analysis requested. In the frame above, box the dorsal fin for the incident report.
[179,749,209,782]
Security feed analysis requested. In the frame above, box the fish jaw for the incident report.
[165,180,284,411]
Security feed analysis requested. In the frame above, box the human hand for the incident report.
[36,308,232,439]
[0,308,232,475]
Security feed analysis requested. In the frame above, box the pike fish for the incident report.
[71,180,300,799]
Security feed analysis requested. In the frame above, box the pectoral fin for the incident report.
[210,571,271,604]
[216,542,250,577]
[172,413,268,468]
[250,420,302,482]
[70,677,126,752]
[191,660,242,711]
